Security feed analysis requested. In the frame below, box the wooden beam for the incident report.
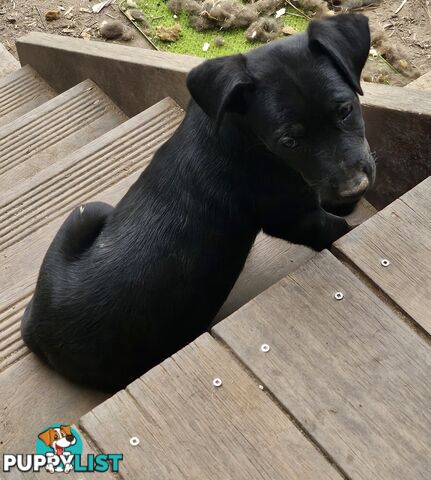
[214,250,431,479]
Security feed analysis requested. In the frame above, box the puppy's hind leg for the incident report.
[59,201,114,259]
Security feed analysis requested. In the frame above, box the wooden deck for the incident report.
[75,176,431,479]
[1,36,430,479]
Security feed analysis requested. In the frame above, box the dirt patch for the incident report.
[362,0,431,85]
[0,0,152,58]
[367,0,431,73]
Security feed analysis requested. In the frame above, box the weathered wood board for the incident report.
[214,250,431,480]
[334,176,431,335]
[0,98,184,373]
[0,353,109,454]
[80,333,342,480]
[214,233,315,323]
[215,199,376,324]
[361,84,431,208]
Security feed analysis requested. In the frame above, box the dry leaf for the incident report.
[282,25,297,36]
[155,24,182,42]
[45,10,61,21]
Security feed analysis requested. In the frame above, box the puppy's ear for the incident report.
[61,425,72,436]
[308,13,370,95]
[187,54,254,128]
[38,428,54,446]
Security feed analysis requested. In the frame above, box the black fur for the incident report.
[22,14,375,391]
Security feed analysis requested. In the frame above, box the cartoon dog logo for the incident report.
[38,425,76,473]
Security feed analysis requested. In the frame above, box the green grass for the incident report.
[137,1,309,58]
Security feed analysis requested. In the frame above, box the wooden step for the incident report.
[214,198,376,323]
[0,78,127,201]
[214,250,431,479]
[0,43,19,79]
[0,65,56,127]
[80,333,342,480]
[334,176,431,335]
[0,98,185,453]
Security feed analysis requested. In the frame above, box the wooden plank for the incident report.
[344,198,376,225]
[215,199,376,324]
[16,32,202,114]
[362,82,431,115]
[334,176,431,335]
[361,84,431,209]
[0,65,55,128]
[214,251,431,480]
[0,79,127,200]
[0,99,184,464]
[0,353,109,454]
[80,333,342,480]
[0,98,184,371]
[214,233,315,323]
[16,32,431,208]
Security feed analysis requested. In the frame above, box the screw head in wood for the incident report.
[380,258,390,267]
[212,377,223,387]
[334,291,344,301]
[129,436,140,446]
[260,343,270,353]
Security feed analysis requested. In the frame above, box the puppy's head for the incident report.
[38,425,76,453]
[187,13,375,211]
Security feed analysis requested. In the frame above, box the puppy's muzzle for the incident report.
[338,172,369,200]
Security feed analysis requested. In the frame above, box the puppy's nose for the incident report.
[66,435,74,442]
[339,174,369,198]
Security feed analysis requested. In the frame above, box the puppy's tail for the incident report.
[57,201,114,259]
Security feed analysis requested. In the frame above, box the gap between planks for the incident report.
[208,333,352,480]
[79,334,350,480]
[77,423,125,480]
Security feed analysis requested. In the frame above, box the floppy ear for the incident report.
[61,425,72,436]
[38,428,54,446]
[308,13,370,95]
[187,54,254,128]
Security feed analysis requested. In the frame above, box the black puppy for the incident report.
[22,14,375,391]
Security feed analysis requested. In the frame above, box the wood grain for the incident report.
[0,79,127,200]
[80,333,342,480]
[0,99,184,371]
[215,199,376,324]
[361,86,431,208]
[0,353,109,454]
[214,250,431,480]
[214,232,315,323]
[334,176,431,334]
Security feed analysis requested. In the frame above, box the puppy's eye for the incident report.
[280,136,298,149]
[339,102,353,120]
